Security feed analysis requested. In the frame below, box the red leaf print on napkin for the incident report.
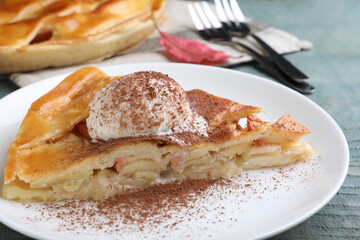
[158,31,229,65]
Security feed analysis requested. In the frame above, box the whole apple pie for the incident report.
[0,0,166,73]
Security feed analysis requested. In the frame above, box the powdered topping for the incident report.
[271,114,310,133]
[87,71,208,141]
[22,157,321,239]
[187,89,238,122]
[186,89,262,127]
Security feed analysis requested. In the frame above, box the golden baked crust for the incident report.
[0,0,166,74]
[2,67,313,202]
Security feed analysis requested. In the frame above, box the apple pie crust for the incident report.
[2,67,313,202]
[0,0,166,74]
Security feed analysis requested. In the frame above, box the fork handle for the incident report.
[250,34,308,81]
[234,41,315,94]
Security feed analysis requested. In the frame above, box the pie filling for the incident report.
[2,68,313,202]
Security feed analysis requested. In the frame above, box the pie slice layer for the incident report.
[2,67,313,202]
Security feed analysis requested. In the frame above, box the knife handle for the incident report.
[251,34,308,82]
[233,41,315,94]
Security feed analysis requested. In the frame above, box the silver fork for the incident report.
[188,2,315,94]
[215,0,308,82]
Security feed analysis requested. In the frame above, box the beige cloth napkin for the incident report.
[10,0,312,87]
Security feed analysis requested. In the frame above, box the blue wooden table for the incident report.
[0,0,359,239]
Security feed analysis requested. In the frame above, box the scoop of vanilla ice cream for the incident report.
[86,71,207,141]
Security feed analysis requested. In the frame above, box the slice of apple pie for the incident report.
[2,67,313,202]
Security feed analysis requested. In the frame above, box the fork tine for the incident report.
[215,0,239,31]
[221,0,236,22]
[188,3,214,40]
[194,3,213,30]
[229,0,250,33]
[187,4,205,31]
[214,0,227,22]
[202,2,222,29]
[229,0,246,22]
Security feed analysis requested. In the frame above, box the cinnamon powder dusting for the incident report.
[272,114,310,133]
[22,157,320,239]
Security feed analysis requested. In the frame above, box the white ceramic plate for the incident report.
[0,63,349,240]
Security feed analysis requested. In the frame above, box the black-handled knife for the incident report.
[250,34,308,82]
[233,40,315,94]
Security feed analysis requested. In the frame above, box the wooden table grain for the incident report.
[0,0,359,239]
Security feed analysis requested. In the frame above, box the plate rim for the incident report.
[0,62,350,240]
